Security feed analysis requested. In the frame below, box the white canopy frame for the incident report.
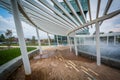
[0,0,120,76]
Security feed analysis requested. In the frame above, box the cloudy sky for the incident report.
[0,0,120,39]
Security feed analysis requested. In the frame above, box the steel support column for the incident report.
[36,28,42,54]
[11,0,31,75]
[114,35,116,45]
[67,36,72,52]
[61,36,62,45]
[47,33,51,46]
[79,37,81,45]
[107,36,109,45]
[56,35,59,46]
[74,36,78,56]
[95,22,101,65]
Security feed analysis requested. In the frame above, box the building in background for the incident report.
[54,0,89,44]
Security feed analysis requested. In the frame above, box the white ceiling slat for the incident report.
[64,0,83,25]
[51,0,80,27]
[96,0,101,18]
[26,8,69,30]
[39,0,76,28]
[99,0,113,26]
[22,1,72,30]
[31,18,68,36]
[67,9,120,35]
[103,0,113,15]
[25,0,72,29]
[25,8,69,30]
[88,0,92,21]
[87,0,92,28]
[76,0,87,23]
[0,0,119,36]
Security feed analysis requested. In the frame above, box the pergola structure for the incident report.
[0,0,120,76]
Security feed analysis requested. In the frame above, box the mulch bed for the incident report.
[7,46,120,80]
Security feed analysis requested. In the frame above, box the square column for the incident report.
[56,35,59,46]
[67,36,72,52]
[47,33,51,46]
[11,0,31,75]
[74,36,78,56]
[107,36,109,45]
[95,22,101,66]
[36,28,42,54]
[114,35,116,45]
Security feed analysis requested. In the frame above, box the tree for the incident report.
[93,31,104,35]
[109,31,113,33]
[31,36,36,45]
[0,34,5,42]
[100,32,104,34]
[5,29,13,49]
[93,31,96,35]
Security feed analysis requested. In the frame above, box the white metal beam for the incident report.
[107,36,109,45]
[25,8,69,30]
[64,0,83,25]
[39,0,77,28]
[95,22,101,65]
[95,0,101,56]
[56,35,59,46]
[88,0,92,21]
[10,0,31,75]
[96,0,101,18]
[99,0,113,25]
[74,36,78,56]
[103,0,113,15]
[76,0,87,23]
[114,35,116,45]
[67,9,120,35]
[25,0,73,29]
[22,1,71,30]
[61,36,62,45]
[67,36,72,52]
[51,0,80,27]
[88,0,92,27]
[47,33,51,46]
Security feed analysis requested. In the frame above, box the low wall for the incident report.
[77,50,120,69]
[0,49,39,80]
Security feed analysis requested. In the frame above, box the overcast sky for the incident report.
[0,0,120,39]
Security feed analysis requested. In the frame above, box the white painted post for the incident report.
[95,22,101,66]
[74,36,78,56]
[107,36,109,45]
[61,36,62,45]
[114,35,116,46]
[79,37,81,45]
[83,37,85,45]
[36,28,42,54]
[67,36,72,52]
[94,36,96,45]
[56,35,59,46]
[47,33,51,46]
[11,0,31,75]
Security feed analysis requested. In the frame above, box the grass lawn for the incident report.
[0,47,36,66]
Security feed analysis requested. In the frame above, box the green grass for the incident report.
[0,47,36,66]
[0,43,55,46]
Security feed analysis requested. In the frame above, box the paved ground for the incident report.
[7,46,120,80]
